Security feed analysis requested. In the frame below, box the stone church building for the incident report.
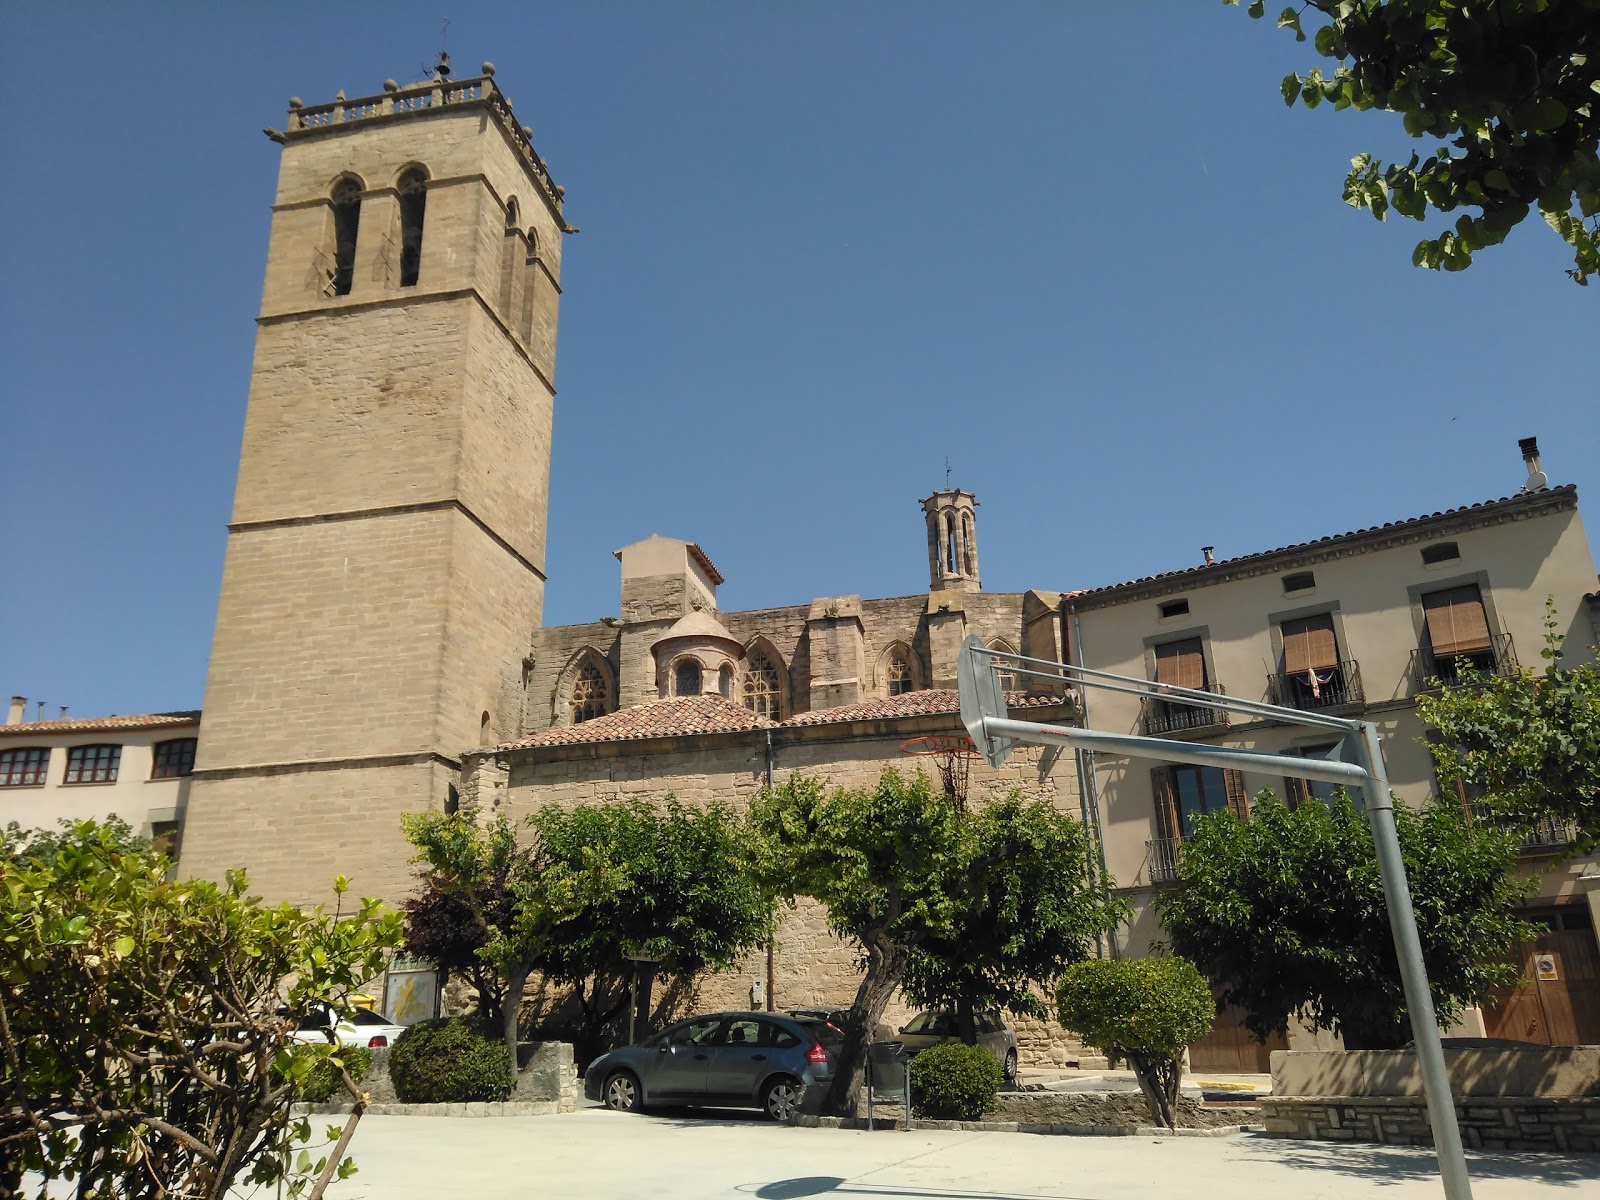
[172,65,1600,1069]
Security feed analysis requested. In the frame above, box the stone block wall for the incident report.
[1259,1096,1600,1152]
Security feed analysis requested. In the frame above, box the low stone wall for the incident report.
[994,1091,1245,1130]
[296,1040,577,1117]
[1259,1096,1600,1153]
[1271,1047,1600,1099]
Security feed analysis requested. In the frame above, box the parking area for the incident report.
[306,1108,1597,1200]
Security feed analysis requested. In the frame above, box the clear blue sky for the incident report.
[2,2,1595,720]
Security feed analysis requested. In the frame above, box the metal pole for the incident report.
[904,1057,911,1132]
[1357,722,1473,1200]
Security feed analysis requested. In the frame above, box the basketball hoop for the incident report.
[899,734,980,808]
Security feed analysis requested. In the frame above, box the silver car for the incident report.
[584,1011,832,1121]
[895,1009,1019,1084]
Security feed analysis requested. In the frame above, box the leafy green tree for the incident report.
[1157,790,1535,1049]
[530,797,772,1062]
[0,820,400,1200]
[1226,0,1600,282]
[1417,604,1600,845]
[902,792,1126,1047]
[3,813,149,863]
[749,769,968,1116]
[1056,956,1217,1130]
[401,865,514,1029]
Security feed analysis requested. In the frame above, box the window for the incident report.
[150,819,180,860]
[1158,599,1190,619]
[887,652,915,696]
[1285,743,1364,811]
[65,744,121,784]
[742,653,782,720]
[1147,636,1217,732]
[1282,571,1316,593]
[397,168,428,287]
[329,177,361,296]
[1421,541,1460,565]
[570,662,609,724]
[1151,764,1247,840]
[151,737,197,779]
[1421,584,1494,679]
[674,659,702,697]
[1278,613,1353,708]
[0,747,49,787]
[718,664,734,698]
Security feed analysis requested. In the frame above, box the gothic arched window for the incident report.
[743,654,782,720]
[330,177,362,296]
[674,659,703,698]
[718,664,734,698]
[570,662,608,724]
[397,168,429,287]
[888,652,915,696]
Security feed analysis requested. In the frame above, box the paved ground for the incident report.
[303,1108,1597,1200]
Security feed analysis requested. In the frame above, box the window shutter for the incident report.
[1223,769,1249,820]
[1281,613,1338,675]
[1284,766,1310,810]
[1154,638,1206,690]
[1423,586,1492,657]
[1150,767,1179,842]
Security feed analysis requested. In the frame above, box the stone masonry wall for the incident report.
[1259,1096,1600,1152]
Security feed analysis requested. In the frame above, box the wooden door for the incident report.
[1188,1003,1287,1074]
[1483,907,1600,1046]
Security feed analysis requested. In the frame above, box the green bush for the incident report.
[908,1042,1002,1121]
[277,1045,374,1103]
[388,1016,514,1103]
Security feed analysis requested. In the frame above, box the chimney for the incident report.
[6,696,24,726]
[1519,436,1549,492]
[1202,546,1216,566]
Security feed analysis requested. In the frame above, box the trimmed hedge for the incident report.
[909,1042,1002,1121]
[276,1045,374,1103]
[388,1016,514,1104]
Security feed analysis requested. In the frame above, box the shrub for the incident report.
[1056,956,1215,1129]
[277,1045,375,1103]
[908,1042,1002,1121]
[388,1016,514,1103]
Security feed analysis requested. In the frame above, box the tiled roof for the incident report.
[779,689,1066,728]
[501,695,774,748]
[0,710,201,737]
[502,689,1072,749]
[1071,485,1576,599]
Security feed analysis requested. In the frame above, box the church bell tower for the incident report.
[181,63,569,903]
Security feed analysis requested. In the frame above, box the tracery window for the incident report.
[743,654,782,720]
[570,662,608,724]
[330,177,362,296]
[397,168,428,287]
[888,652,915,696]
[675,659,703,698]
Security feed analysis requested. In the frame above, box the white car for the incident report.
[286,1002,408,1048]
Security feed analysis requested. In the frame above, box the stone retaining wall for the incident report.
[1259,1096,1600,1153]
[993,1091,1244,1130]
[298,1040,577,1117]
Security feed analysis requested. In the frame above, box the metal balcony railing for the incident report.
[1465,804,1577,854]
[1268,659,1365,712]
[1141,686,1230,736]
[1410,632,1517,691]
[1147,836,1184,884]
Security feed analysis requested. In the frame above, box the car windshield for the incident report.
[346,1008,392,1026]
[903,1011,956,1035]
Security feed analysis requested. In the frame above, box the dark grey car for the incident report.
[584,1011,832,1121]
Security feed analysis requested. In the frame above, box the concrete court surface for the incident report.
[305,1108,1598,1200]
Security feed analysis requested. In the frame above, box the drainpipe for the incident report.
[1067,597,1118,960]
[764,728,776,1010]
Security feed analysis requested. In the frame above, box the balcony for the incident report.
[1410,632,1518,691]
[1268,658,1365,712]
[1147,836,1184,884]
[1141,686,1230,737]
[1466,804,1578,854]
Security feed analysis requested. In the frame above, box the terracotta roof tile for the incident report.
[500,695,774,749]
[779,689,1066,728]
[0,711,201,738]
[1072,485,1577,599]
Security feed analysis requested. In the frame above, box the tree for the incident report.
[1056,957,1217,1130]
[0,820,401,1200]
[530,797,772,1063]
[1226,0,1600,282]
[902,792,1127,1046]
[1417,604,1600,845]
[402,808,585,1060]
[748,769,967,1116]
[401,865,514,1030]
[1157,790,1535,1049]
[4,812,149,863]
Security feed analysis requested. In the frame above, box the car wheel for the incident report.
[763,1076,803,1122]
[603,1070,642,1113]
[1003,1049,1019,1086]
